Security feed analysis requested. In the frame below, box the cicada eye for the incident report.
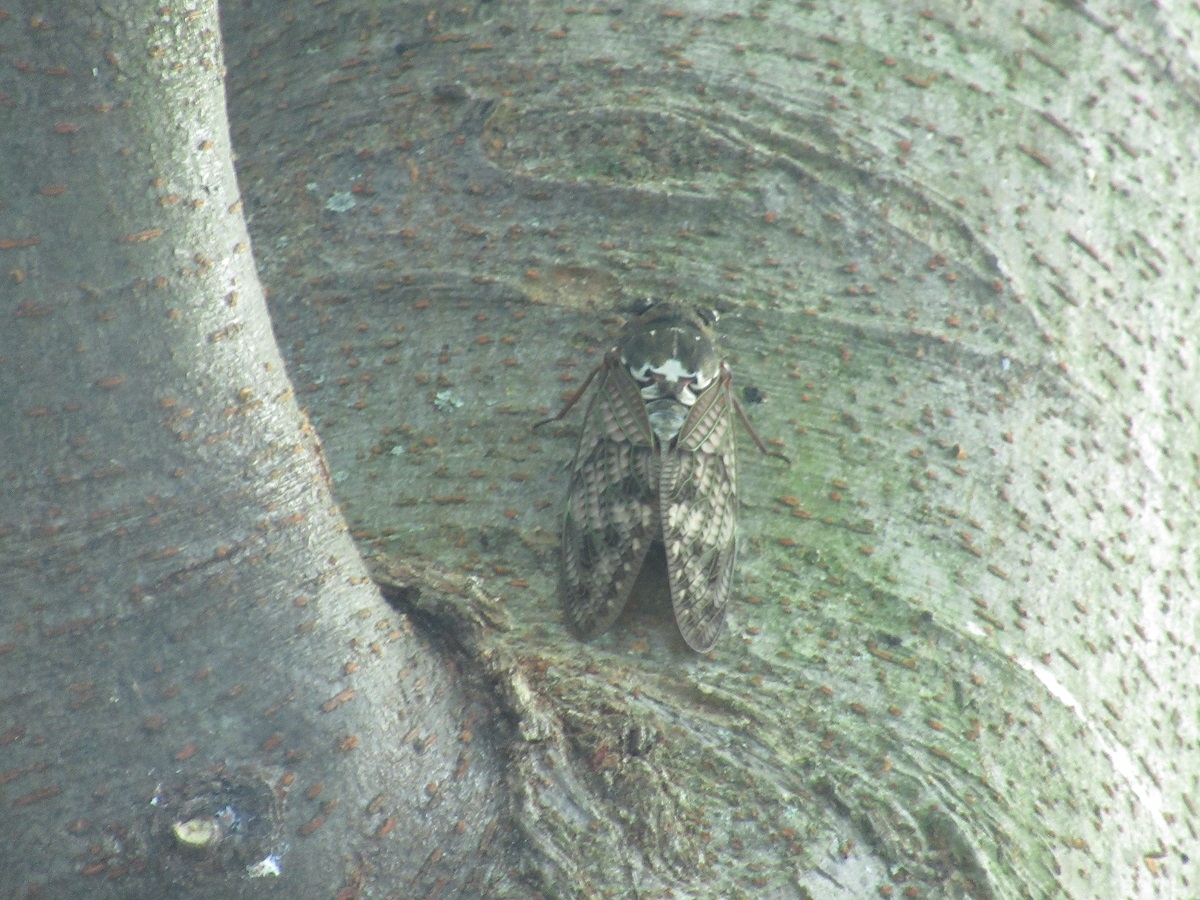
[630,297,657,317]
[697,307,720,327]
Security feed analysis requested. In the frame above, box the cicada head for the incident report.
[618,302,724,442]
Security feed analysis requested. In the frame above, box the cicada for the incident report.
[535,301,787,652]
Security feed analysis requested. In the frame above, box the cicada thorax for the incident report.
[619,305,724,445]
[553,302,742,652]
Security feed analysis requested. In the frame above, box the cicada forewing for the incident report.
[659,364,738,652]
[559,353,660,639]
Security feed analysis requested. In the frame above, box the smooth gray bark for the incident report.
[222,1,1200,897]
[0,3,511,898]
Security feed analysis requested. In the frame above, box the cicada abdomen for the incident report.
[536,302,786,652]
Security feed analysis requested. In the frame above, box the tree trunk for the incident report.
[3,0,1197,898]
[1,3,510,898]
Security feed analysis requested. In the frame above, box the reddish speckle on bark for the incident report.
[375,816,398,838]
[116,229,163,244]
[0,725,26,745]
[0,237,40,249]
[15,785,61,806]
[299,813,326,836]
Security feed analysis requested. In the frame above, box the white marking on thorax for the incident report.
[636,357,693,383]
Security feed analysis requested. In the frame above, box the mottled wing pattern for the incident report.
[659,368,738,652]
[561,357,659,639]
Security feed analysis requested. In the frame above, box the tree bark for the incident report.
[0,3,511,898]
[3,0,1198,898]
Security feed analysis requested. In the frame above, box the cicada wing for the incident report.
[660,370,738,652]
[561,359,659,640]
